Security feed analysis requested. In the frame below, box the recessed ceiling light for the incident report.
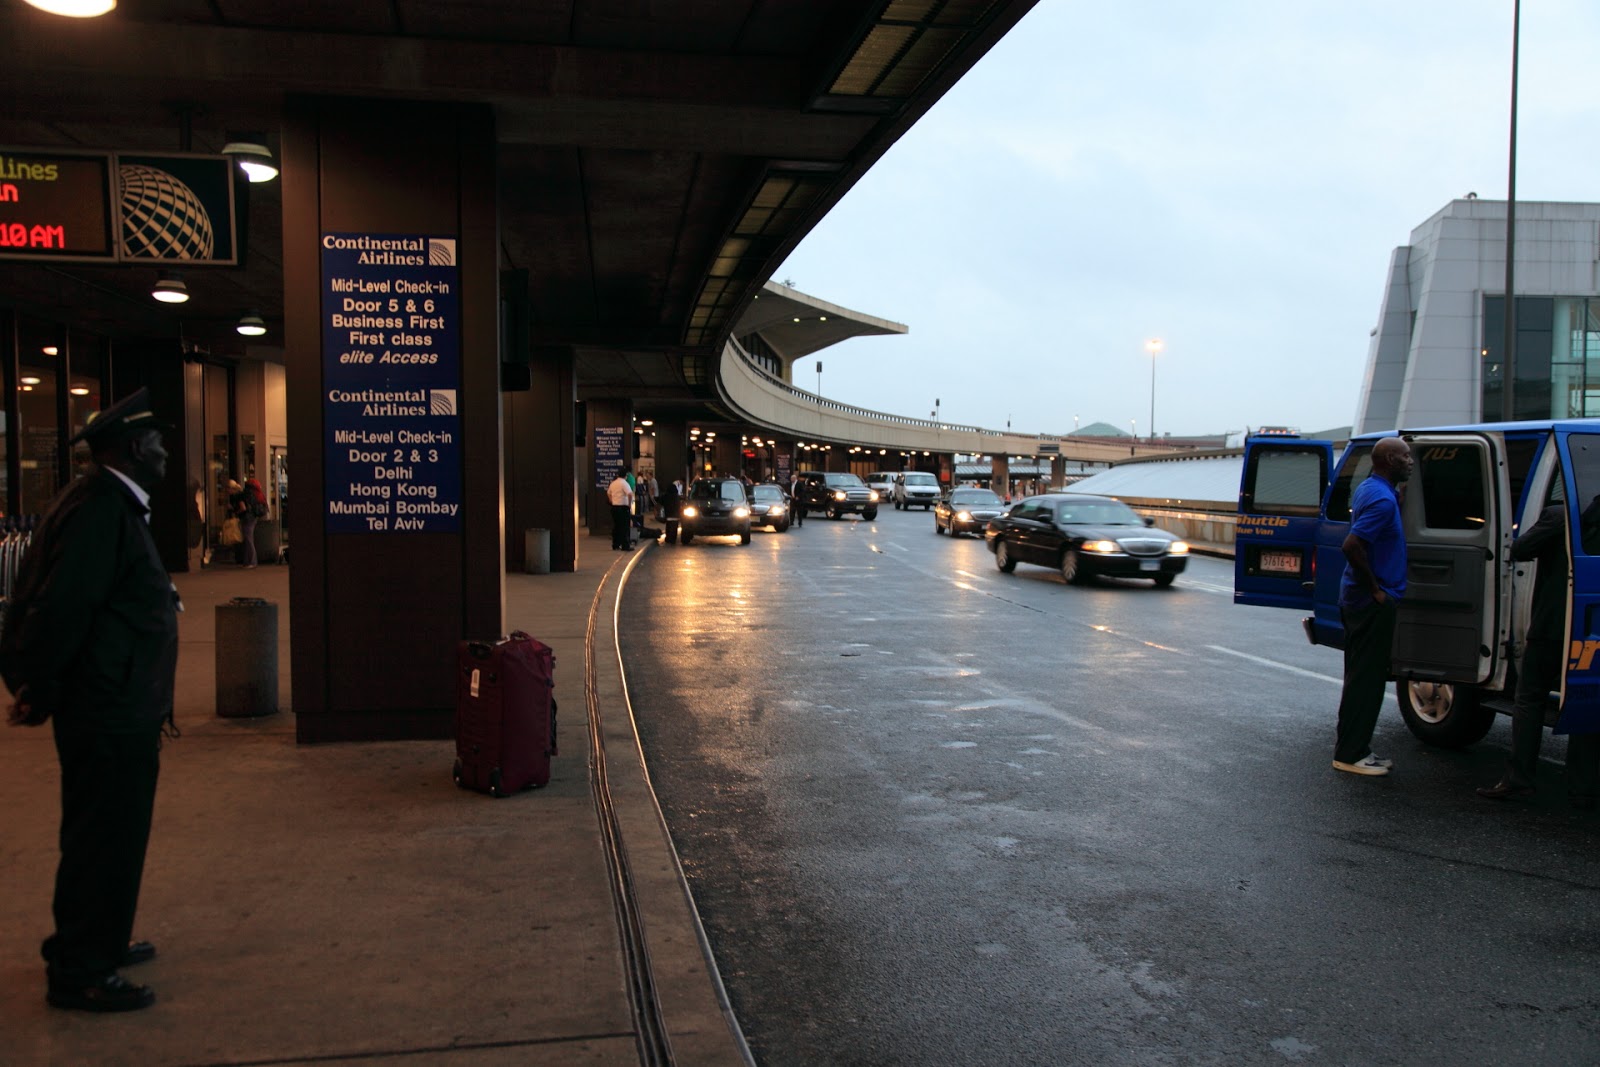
[21,0,115,15]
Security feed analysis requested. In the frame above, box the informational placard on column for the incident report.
[594,426,625,489]
[322,233,461,532]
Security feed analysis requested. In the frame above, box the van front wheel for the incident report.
[1397,680,1496,749]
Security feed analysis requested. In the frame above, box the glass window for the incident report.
[17,317,63,516]
[1246,447,1325,516]
[1566,434,1600,556]
[67,334,107,482]
[1325,445,1375,523]
[1415,442,1486,530]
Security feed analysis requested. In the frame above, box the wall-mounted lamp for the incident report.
[21,0,115,16]
[236,310,267,337]
[151,271,190,304]
[221,133,279,183]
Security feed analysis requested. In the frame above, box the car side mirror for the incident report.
[1144,517,1155,527]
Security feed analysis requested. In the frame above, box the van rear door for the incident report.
[1391,433,1510,688]
[1556,430,1600,733]
[1234,437,1333,611]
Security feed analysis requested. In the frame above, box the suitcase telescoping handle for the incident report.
[467,632,531,659]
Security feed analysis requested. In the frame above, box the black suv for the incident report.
[795,471,879,520]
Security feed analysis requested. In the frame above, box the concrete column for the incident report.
[990,455,1011,499]
[654,422,689,491]
[504,345,576,572]
[283,97,503,742]
[1051,455,1067,489]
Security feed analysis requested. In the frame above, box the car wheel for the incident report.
[1059,548,1085,584]
[1397,681,1496,749]
[1153,573,1176,587]
[777,519,789,533]
[740,528,751,545]
[935,519,945,534]
[829,508,841,520]
[863,508,877,521]
[681,532,694,545]
[995,539,1017,573]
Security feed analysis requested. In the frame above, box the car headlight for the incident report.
[733,506,750,519]
[834,490,847,501]
[769,505,785,515]
[1169,541,1190,555]
[869,490,879,501]
[1083,540,1120,554]
[681,505,698,518]
[955,511,972,522]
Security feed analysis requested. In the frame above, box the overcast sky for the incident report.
[775,0,1600,439]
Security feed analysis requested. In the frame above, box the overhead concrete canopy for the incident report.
[737,281,908,369]
[0,0,1039,395]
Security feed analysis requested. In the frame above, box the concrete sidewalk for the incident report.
[0,538,747,1067]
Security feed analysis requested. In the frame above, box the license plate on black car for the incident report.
[1259,549,1300,574]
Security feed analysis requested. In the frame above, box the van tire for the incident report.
[863,508,877,521]
[1397,680,1496,749]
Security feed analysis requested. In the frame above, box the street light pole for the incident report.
[1146,338,1164,443]
[1500,0,1520,422]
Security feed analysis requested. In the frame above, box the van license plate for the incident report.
[1140,560,1158,572]
[1260,550,1300,575]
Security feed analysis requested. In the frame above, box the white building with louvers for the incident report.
[1355,199,1600,434]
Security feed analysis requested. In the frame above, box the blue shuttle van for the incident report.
[1234,421,1600,749]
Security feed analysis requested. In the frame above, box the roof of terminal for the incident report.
[736,282,908,363]
[1069,454,1244,507]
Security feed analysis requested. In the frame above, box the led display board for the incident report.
[0,150,115,261]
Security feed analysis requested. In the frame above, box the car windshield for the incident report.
[691,480,745,503]
[1055,499,1142,525]
[824,473,865,487]
[903,473,938,486]
[751,485,784,502]
[950,490,1001,505]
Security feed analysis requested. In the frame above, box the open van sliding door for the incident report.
[1391,433,1511,694]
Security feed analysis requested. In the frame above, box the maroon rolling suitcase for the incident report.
[452,631,557,797]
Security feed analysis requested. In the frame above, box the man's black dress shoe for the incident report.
[122,940,157,966]
[1476,779,1535,801]
[47,973,155,1012]
[42,939,156,967]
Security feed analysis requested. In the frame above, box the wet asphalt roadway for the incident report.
[618,504,1600,1067]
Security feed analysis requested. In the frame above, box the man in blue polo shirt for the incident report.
[1334,435,1414,776]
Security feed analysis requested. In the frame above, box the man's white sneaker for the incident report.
[1333,754,1392,776]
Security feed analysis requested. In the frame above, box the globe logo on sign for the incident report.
[119,163,215,260]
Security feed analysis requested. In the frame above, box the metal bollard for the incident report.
[216,596,278,717]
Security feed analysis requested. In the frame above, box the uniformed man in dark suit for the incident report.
[1478,500,1569,801]
[1,388,180,1012]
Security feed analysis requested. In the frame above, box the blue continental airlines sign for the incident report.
[322,233,461,533]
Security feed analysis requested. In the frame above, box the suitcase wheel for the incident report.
[452,758,464,788]
[488,768,504,798]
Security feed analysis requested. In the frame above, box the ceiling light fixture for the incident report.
[21,0,115,16]
[236,310,267,337]
[69,386,90,396]
[151,271,190,304]
[221,133,279,183]
[41,346,58,356]
[20,376,41,385]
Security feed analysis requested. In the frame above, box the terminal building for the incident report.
[1355,198,1600,433]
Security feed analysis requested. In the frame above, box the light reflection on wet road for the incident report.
[619,507,1600,1066]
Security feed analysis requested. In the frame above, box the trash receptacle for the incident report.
[525,528,550,575]
[216,596,278,717]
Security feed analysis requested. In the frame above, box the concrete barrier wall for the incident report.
[1126,507,1237,557]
